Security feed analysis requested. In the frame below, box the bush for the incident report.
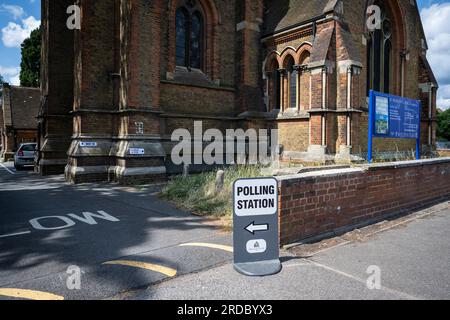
[160,166,263,218]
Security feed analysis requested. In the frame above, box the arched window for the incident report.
[274,69,281,109]
[367,4,392,95]
[176,8,188,67]
[264,55,280,111]
[175,2,204,70]
[285,56,297,109]
[298,50,311,110]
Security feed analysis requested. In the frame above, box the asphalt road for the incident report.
[0,162,233,300]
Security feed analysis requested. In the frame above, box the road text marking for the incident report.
[29,210,120,231]
[103,260,177,277]
[179,242,234,253]
[0,288,64,300]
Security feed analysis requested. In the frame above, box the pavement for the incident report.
[0,161,449,300]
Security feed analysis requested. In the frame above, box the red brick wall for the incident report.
[278,158,450,245]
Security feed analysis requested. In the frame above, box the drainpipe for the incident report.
[322,67,327,146]
[347,66,352,146]
[428,84,435,146]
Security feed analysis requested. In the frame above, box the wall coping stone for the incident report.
[276,157,450,182]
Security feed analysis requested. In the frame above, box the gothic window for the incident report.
[274,70,281,109]
[176,9,188,66]
[265,55,280,111]
[285,55,297,109]
[367,5,392,95]
[175,1,204,70]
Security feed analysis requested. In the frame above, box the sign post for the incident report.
[233,177,282,277]
[368,90,421,163]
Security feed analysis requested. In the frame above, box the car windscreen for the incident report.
[21,144,36,151]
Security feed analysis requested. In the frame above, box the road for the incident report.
[1,161,449,300]
[0,162,233,300]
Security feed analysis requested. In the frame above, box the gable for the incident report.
[9,86,40,129]
[263,0,338,36]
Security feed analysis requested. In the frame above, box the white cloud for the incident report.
[0,65,20,85]
[1,15,40,48]
[9,72,20,85]
[421,3,450,110]
[0,4,25,20]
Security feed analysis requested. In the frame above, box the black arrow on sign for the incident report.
[245,222,269,235]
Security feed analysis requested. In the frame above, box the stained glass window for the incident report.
[367,4,392,95]
[190,12,203,69]
[176,8,188,67]
[175,5,204,70]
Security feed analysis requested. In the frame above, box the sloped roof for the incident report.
[8,86,40,129]
[337,24,361,62]
[263,0,337,36]
[309,26,334,64]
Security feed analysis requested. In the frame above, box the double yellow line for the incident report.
[102,260,177,277]
[0,288,64,300]
[0,242,231,300]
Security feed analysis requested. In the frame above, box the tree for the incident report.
[437,108,450,142]
[19,27,41,88]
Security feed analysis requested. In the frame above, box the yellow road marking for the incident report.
[103,260,177,277]
[179,242,234,253]
[0,288,64,300]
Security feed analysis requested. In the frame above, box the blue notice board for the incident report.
[368,90,421,162]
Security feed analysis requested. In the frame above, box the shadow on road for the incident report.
[0,168,222,299]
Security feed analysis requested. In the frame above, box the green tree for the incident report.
[437,108,450,141]
[19,27,41,87]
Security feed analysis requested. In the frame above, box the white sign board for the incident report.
[233,178,278,217]
[80,142,97,148]
[233,177,281,277]
[129,148,145,155]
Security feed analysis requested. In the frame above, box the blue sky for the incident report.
[0,0,450,109]
[0,0,40,84]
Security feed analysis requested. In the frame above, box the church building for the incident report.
[37,0,438,183]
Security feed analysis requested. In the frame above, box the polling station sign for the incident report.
[233,178,281,277]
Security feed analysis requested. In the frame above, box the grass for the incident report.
[159,166,264,227]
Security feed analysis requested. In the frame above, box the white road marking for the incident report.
[0,163,15,175]
[0,231,31,238]
[308,260,423,300]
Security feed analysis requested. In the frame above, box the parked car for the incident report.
[436,141,450,150]
[14,143,37,170]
